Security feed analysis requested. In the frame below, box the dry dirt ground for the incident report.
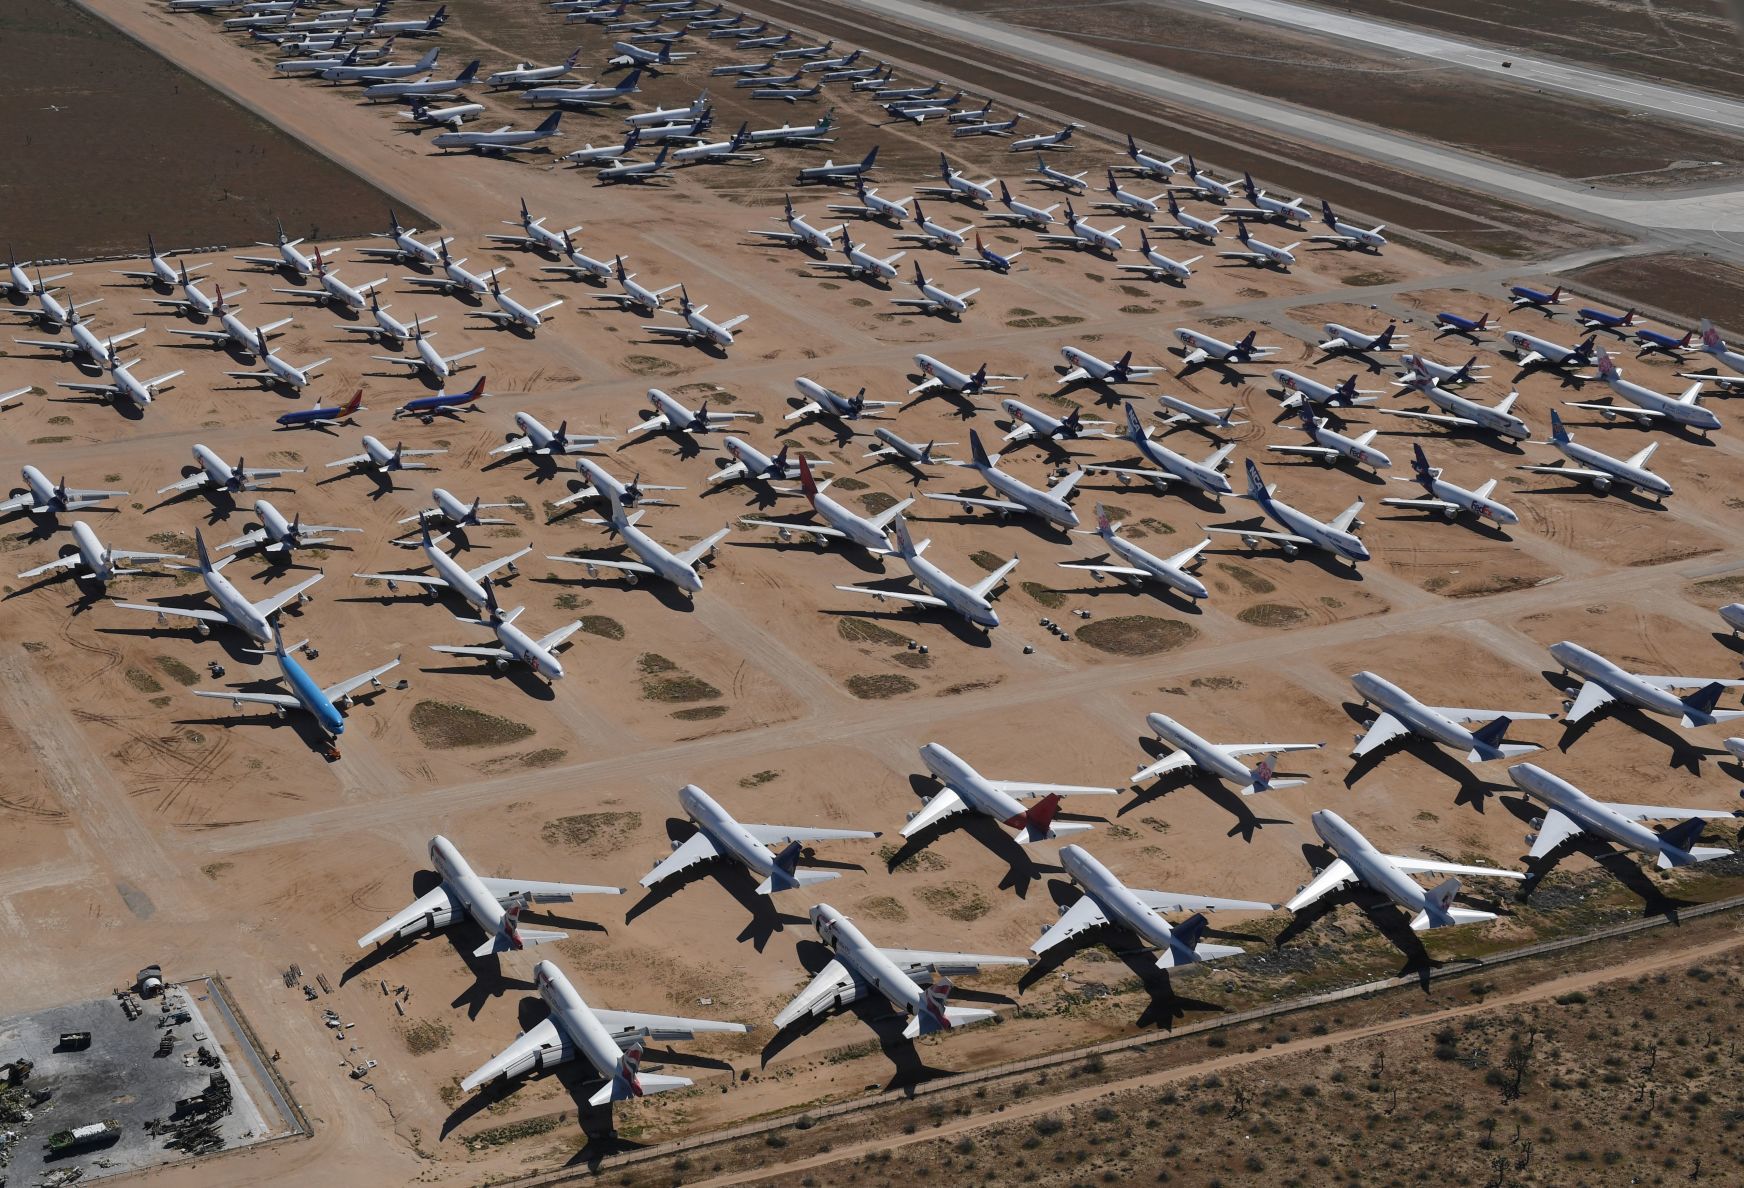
[0,2,1740,1186]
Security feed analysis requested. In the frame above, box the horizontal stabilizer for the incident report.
[755,869,840,895]
[902,1005,995,1039]
[1409,906,1495,931]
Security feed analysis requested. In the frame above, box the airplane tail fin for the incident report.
[1656,817,1727,868]
[887,513,919,558]
[757,843,839,894]
[1003,793,1090,844]
[1123,400,1145,442]
[1410,877,1465,931]
[860,144,878,170]
[1679,681,1733,726]
[1158,913,1243,966]
[969,428,993,469]
[1466,716,1538,762]
[536,111,563,134]
[1547,409,1571,444]
[1240,457,1268,501]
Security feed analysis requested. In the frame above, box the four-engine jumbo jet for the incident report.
[925,430,1082,529]
[1286,810,1525,931]
[1518,411,1673,500]
[355,522,532,613]
[1348,671,1551,764]
[432,111,566,154]
[1130,712,1322,793]
[834,514,1013,629]
[1507,763,1738,869]
[773,903,1029,1039]
[429,576,579,682]
[193,623,399,749]
[1033,845,1273,967]
[461,960,747,1103]
[1081,402,1234,498]
[900,742,1120,844]
[112,529,322,648]
[359,835,622,954]
[741,456,911,557]
[547,482,728,595]
[1208,459,1369,564]
[1058,504,1211,602]
[641,783,880,895]
[1547,641,1744,730]
[1564,349,1721,434]
[17,521,181,586]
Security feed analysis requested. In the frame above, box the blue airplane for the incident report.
[971,233,1022,273]
[392,376,490,421]
[1634,327,1694,359]
[1433,310,1490,339]
[1575,305,1637,333]
[1507,283,1563,312]
[191,624,401,757]
[276,390,364,430]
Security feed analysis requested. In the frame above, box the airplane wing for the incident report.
[1564,680,1615,724]
[464,546,533,583]
[1132,890,1276,913]
[991,780,1119,799]
[1383,855,1524,879]
[1221,743,1322,758]
[358,884,455,947]
[166,328,231,342]
[1599,802,1738,822]
[17,554,82,579]
[775,958,863,1027]
[588,1008,748,1042]
[901,787,967,836]
[55,381,121,396]
[476,875,623,901]
[430,644,514,661]
[1058,562,1151,579]
[321,656,402,702]
[1283,858,1356,911]
[1132,749,1197,783]
[878,947,1031,978]
[326,452,370,469]
[354,570,450,588]
[1518,464,1615,483]
[440,347,487,367]
[1565,401,1663,420]
[673,527,730,568]
[1527,808,1583,860]
[193,689,300,710]
[1352,712,1412,757]
[13,337,83,356]
[1432,706,1554,723]
[460,1017,568,1094]
[640,831,721,887]
[741,518,846,539]
[1032,894,1108,953]
[623,414,673,438]
[1267,445,1339,461]
[552,555,658,577]
[1082,464,1172,485]
[924,492,1026,516]
[1204,526,1314,547]
[741,823,879,844]
[1380,496,1458,515]
[833,584,947,609]
[111,602,233,627]
[644,324,701,340]
[535,622,584,652]
[1373,409,1476,430]
[253,572,324,618]
[1328,501,1363,534]
[970,557,1019,600]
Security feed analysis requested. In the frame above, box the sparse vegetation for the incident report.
[461,1113,564,1152]
[400,1019,452,1056]
[154,656,200,686]
[541,812,640,854]
[915,882,992,921]
[1238,603,1310,628]
[1217,563,1275,594]
[739,770,781,788]
[578,616,624,640]
[1022,581,1068,608]
[409,701,534,749]
[125,667,164,694]
[1076,616,1197,656]
[672,705,728,721]
[847,673,918,699]
[839,618,908,646]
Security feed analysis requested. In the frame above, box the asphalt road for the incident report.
[842,0,1744,238]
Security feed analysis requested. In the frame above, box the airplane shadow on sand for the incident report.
[880,774,1068,899]
[1539,674,1716,775]
[623,819,811,952]
[1497,793,1706,921]
[1339,705,1516,812]
[1121,759,1290,842]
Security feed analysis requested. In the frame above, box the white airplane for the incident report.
[432,111,565,154]
[1397,353,1487,387]
[398,488,515,531]
[157,445,303,500]
[1285,810,1524,931]
[1309,201,1387,250]
[13,280,98,331]
[363,59,481,103]
[1519,411,1672,500]
[891,263,979,317]
[1382,380,1532,442]
[1130,712,1322,792]
[547,485,728,596]
[271,250,386,312]
[1058,504,1211,601]
[1349,671,1549,764]
[1209,459,1370,563]
[1170,155,1235,201]
[1117,134,1182,180]
[1034,845,1273,967]
[402,244,503,298]
[192,622,397,750]
[17,521,182,586]
[1678,319,1744,387]
[1547,640,1744,729]
[218,498,360,558]
[1268,408,1392,472]
[1036,204,1125,254]
[356,213,452,271]
[999,398,1111,444]
[1120,230,1199,282]
[1009,123,1079,152]
[671,122,764,165]
[234,219,329,278]
[1,257,68,299]
[149,263,243,319]
[16,307,145,365]
[402,99,484,130]
[926,430,1081,529]
[596,145,675,185]
[1155,193,1224,243]
[813,229,905,282]
[863,428,956,469]
[371,6,450,36]
[625,387,753,440]
[1176,326,1273,367]
[708,437,816,488]
[1084,403,1237,498]
[826,180,911,225]
[835,514,1012,630]
[1566,349,1721,433]
[337,293,425,346]
[646,287,747,349]
[358,835,621,954]
[55,348,183,410]
[743,110,838,147]
[371,315,484,381]
[914,153,994,204]
[623,94,710,133]
[1031,155,1089,193]
[641,784,880,895]
[742,456,910,557]
[1382,444,1520,525]
[751,196,842,253]
[1059,346,1157,388]
[462,960,745,1104]
[910,354,1015,397]
[892,200,973,252]
[1157,393,1247,435]
[357,524,532,612]
[112,235,206,288]
[774,903,1028,1039]
[1094,169,1166,219]
[1319,323,1405,355]
[489,412,614,462]
[1273,370,1378,413]
[1230,173,1310,224]
[522,63,646,104]
[604,256,679,312]
[902,742,1119,844]
[1507,763,1737,870]
[548,456,682,513]
[470,279,563,334]
[430,577,578,682]
[227,330,330,392]
[787,377,899,424]
[166,286,291,354]
[986,180,1057,229]
[1504,330,1597,371]
[0,466,127,522]
[112,529,321,648]
[1218,223,1298,270]
[487,49,582,88]
[326,435,445,477]
[487,199,582,256]
[539,231,617,282]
